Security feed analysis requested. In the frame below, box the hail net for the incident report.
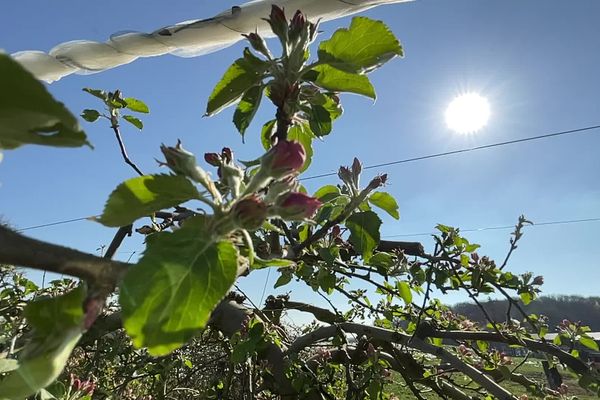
[11,0,410,83]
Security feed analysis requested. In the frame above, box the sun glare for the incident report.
[445,93,491,134]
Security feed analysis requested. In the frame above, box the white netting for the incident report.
[11,0,411,83]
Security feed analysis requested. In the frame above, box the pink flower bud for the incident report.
[260,140,306,179]
[532,275,544,285]
[204,152,221,167]
[266,5,288,43]
[232,195,268,230]
[242,32,271,58]
[221,147,233,164]
[272,192,321,220]
[366,174,388,191]
[289,10,307,41]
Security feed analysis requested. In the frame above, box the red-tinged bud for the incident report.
[331,225,341,238]
[532,275,544,285]
[265,175,299,202]
[308,21,319,42]
[232,195,268,230]
[272,192,322,220]
[471,252,480,262]
[242,32,272,58]
[204,152,221,167]
[289,10,307,42]
[367,174,388,191]
[266,5,288,44]
[338,166,353,185]
[221,147,233,164]
[260,140,306,179]
[160,140,198,177]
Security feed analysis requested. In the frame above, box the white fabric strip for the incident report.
[11,0,410,83]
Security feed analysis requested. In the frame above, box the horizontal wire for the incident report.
[383,217,600,238]
[301,124,600,181]
[12,124,600,232]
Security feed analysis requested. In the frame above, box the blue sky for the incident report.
[1,0,599,309]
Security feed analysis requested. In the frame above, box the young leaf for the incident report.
[98,174,201,227]
[81,109,101,123]
[318,17,403,74]
[345,211,382,261]
[306,64,376,99]
[0,287,85,399]
[119,216,238,356]
[306,94,343,137]
[233,85,263,137]
[0,54,90,150]
[260,119,277,150]
[397,281,412,304]
[82,87,108,101]
[124,97,150,113]
[579,336,600,351]
[206,49,268,116]
[313,185,341,203]
[123,115,144,130]
[368,191,400,219]
[287,122,315,172]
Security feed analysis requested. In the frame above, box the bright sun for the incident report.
[445,93,491,134]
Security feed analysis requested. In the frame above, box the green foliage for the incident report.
[317,17,403,74]
[233,85,263,138]
[119,216,238,356]
[206,49,269,117]
[368,191,400,220]
[0,54,90,150]
[345,211,382,261]
[122,115,143,130]
[98,174,201,227]
[0,286,85,399]
[306,64,376,99]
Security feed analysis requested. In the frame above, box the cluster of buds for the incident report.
[232,195,269,231]
[69,374,95,396]
[264,6,318,55]
[205,147,244,196]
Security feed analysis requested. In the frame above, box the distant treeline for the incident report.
[452,295,600,332]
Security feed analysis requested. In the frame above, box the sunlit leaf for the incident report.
[120,216,238,356]
[98,174,201,227]
[80,109,101,123]
[305,64,375,99]
[124,97,149,113]
[368,191,400,220]
[318,17,403,74]
[233,85,263,138]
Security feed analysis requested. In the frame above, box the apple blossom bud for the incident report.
[289,10,307,42]
[260,140,306,179]
[243,32,272,58]
[266,5,288,43]
[232,195,268,230]
[204,152,221,167]
[265,175,299,202]
[532,275,544,285]
[366,174,388,191]
[338,166,353,186]
[221,147,233,164]
[160,140,198,177]
[271,192,321,220]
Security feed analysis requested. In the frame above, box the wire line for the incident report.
[383,217,600,238]
[301,124,600,181]
[12,124,600,232]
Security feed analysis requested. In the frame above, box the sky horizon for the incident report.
[1,0,599,311]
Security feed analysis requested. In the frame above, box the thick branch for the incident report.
[0,225,128,286]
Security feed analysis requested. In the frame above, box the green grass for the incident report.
[385,358,597,400]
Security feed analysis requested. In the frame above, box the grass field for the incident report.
[385,357,596,399]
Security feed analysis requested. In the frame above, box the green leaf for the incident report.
[260,119,277,150]
[0,359,19,374]
[368,192,400,220]
[305,64,376,99]
[580,336,600,351]
[397,281,412,304]
[0,54,90,150]
[98,174,200,227]
[287,123,314,172]
[274,270,293,288]
[206,49,268,116]
[368,252,395,272]
[119,216,238,356]
[82,88,108,101]
[313,185,341,203]
[252,257,295,269]
[0,287,85,399]
[520,291,533,305]
[318,17,403,74]
[124,97,149,113]
[233,85,263,137]
[80,109,101,123]
[122,115,143,130]
[345,211,381,261]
